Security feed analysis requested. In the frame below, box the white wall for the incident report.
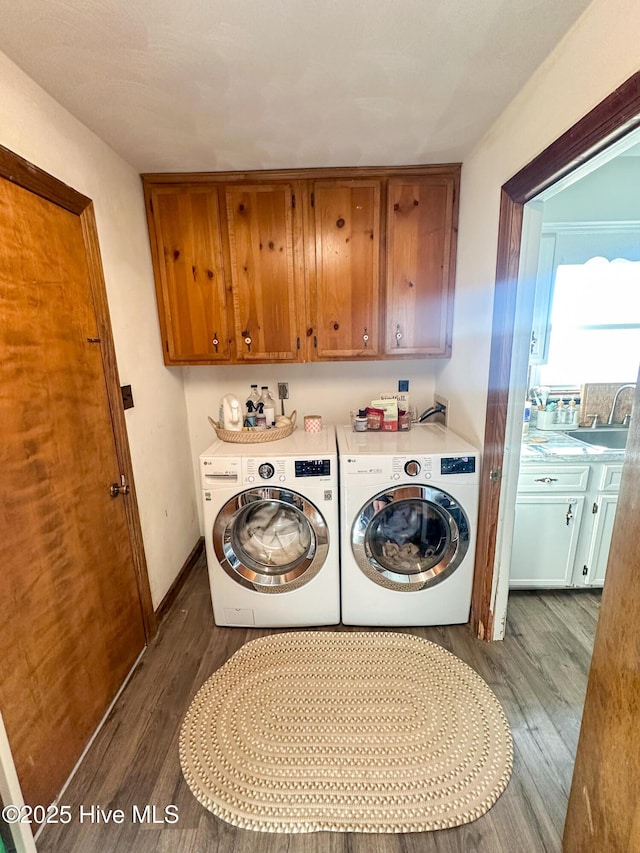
[436,0,640,449]
[0,51,199,608]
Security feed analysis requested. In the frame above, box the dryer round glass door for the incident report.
[351,485,470,591]
[213,488,329,591]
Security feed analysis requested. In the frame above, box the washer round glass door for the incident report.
[213,488,329,591]
[351,485,470,591]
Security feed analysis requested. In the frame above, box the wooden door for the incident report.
[308,179,381,359]
[224,182,303,362]
[564,379,640,850]
[385,175,458,357]
[146,185,230,364]
[0,160,149,809]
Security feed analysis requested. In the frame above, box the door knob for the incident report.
[110,482,130,498]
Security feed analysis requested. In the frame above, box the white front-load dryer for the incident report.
[337,424,480,626]
[199,427,339,627]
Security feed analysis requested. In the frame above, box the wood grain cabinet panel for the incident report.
[146,186,230,364]
[385,175,458,357]
[308,179,381,359]
[224,183,303,362]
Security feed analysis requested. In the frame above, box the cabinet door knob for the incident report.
[363,327,369,347]
[566,504,573,525]
[395,324,402,347]
[534,477,558,483]
[212,331,219,353]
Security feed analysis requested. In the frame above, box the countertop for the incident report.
[521,428,626,465]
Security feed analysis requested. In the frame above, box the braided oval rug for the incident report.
[179,631,512,833]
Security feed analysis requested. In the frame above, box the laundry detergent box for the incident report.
[378,391,416,423]
[372,398,399,431]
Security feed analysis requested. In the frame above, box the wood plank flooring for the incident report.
[36,559,600,853]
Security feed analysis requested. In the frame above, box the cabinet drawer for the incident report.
[518,465,590,492]
[599,464,623,492]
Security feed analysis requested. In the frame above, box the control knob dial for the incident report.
[404,459,421,477]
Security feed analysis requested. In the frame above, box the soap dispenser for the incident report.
[568,399,578,425]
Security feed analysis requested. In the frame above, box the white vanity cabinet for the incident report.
[510,461,623,589]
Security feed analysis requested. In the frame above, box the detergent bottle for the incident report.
[219,394,242,430]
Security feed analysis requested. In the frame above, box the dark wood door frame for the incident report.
[0,143,157,641]
[471,70,640,640]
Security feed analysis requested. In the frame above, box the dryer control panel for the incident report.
[341,453,479,486]
[441,456,476,475]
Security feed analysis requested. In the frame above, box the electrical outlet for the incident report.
[434,393,449,426]
[277,382,289,400]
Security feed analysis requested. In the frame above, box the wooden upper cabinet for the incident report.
[385,174,459,357]
[146,185,229,364]
[224,183,303,362]
[308,180,381,359]
[142,166,460,364]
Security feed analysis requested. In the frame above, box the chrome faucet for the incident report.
[607,383,636,425]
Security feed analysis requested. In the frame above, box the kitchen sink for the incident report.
[566,427,629,449]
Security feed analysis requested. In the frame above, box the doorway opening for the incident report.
[471,68,640,642]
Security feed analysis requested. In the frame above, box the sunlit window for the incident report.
[536,256,640,387]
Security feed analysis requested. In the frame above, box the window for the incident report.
[534,256,640,387]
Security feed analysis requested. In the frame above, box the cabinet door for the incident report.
[385,175,458,357]
[308,179,381,359]
[509,495,585,588]
[147,186,229,363]
[582,495,619,586]
[224,183,303,362]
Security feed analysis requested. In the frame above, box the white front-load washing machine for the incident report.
[337,424,480,626]
[199,426,340,627]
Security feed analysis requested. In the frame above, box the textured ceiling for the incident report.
[0,0,594,173]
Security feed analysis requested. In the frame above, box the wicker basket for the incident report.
[208,411,297,443]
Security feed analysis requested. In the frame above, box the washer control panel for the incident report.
[242,456,334,484]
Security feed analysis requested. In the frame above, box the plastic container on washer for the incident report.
[354,409,368,431]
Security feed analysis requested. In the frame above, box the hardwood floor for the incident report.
[37,559,600,853]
